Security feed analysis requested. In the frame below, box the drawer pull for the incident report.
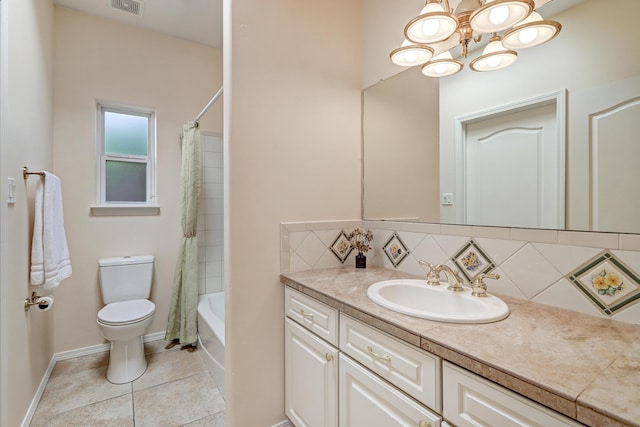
[367,346,391,362]
[299,308,314,319]
[418,421,432,427]
[325,353,333,362]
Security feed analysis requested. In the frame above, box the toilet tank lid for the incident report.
[99,255,154,267]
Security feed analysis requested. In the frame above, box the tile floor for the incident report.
[30,340,225,426]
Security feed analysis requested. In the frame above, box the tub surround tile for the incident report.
[281,267,640,426]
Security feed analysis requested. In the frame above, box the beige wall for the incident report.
[52,7,221,352]
[226,0,362,424]
[0,0,55,425]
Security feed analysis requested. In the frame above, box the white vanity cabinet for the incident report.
[285,288,339,427]
[442,362,583,427]
[285,287,442,427]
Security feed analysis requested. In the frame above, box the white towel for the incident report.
[30,171,72,289]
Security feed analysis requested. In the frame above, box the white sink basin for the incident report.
[367,279,509,324]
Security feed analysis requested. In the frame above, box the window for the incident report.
[93,103,158,215]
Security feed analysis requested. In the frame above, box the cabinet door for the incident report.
[443,362,582,427]
[285,318,338,427]
[339,354,441,427]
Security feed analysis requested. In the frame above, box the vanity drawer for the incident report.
[443,362,583,427]
[285,287,338,346]
[339,313,441,411]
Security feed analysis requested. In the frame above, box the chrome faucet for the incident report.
[419,260,464,291]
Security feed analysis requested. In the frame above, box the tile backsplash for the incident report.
[281,220,640,325]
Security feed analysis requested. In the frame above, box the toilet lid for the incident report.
[98,299,155,326]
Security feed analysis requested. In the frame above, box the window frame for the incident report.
[92,101,159,216]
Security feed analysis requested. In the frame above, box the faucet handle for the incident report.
[471,273,500,297]
[419,260,442,286]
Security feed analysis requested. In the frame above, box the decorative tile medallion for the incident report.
[452,239,496,282]
[330,231,353,264]
[568,252,640,315]
[383,232,409,267]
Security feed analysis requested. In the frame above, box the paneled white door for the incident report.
[463,102,562,229]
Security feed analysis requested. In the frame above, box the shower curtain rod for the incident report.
[195,86,223,123]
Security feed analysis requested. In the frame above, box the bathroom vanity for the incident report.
[281,267,640,427]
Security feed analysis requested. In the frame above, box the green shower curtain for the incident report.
[166,121,201,345]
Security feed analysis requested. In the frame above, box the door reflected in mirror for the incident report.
[362,0,640,233]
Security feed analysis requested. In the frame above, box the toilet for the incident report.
[97,255,156,384]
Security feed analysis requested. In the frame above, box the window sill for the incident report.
[90,205,160,216]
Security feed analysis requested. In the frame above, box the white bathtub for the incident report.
[198,291,225,395]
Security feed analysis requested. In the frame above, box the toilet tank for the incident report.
[98,255,154,304]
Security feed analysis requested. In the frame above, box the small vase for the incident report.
[355,252,366,269]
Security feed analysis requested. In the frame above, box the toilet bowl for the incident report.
[97,299,155,384]
[97,255,155,384]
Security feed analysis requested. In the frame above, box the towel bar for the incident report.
[23,166,45,179]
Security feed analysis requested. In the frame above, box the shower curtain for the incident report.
[166,121,201,345]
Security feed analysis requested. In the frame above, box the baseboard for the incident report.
[20,330,167,426]
[20,354,56,427]
[272,420,294,427]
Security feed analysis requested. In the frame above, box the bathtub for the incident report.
[198,292,225,395]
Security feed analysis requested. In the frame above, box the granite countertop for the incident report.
[280,266,640,427]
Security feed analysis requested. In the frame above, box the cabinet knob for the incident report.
[325,353,333,362]
[418,421,432,427]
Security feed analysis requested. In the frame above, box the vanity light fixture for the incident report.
[421,51,463,77]
[390,40,434,67]
[469,33,517,71]
[392,0,561,76]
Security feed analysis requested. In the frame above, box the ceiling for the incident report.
[52,0,223,49]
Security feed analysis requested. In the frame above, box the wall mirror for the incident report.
[362,0,640,233]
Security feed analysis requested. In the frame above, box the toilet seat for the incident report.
[97,299,155,326]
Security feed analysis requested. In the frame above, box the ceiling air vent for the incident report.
[110,0,145,16]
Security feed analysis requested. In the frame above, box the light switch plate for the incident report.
[441,192,453,206]
[7,178,16,204]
